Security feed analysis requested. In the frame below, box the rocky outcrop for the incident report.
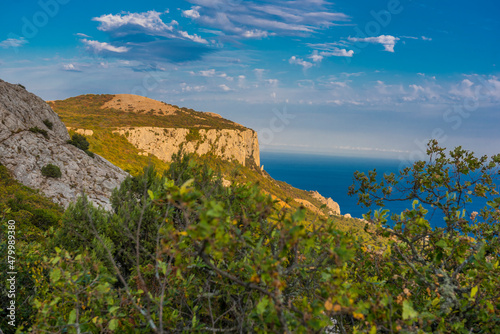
[0,79,128,210]
[310,191,341,215]
[113,127,260,167]
[67,127,94,136]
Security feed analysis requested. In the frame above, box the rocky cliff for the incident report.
[0,80,128,210]
[113,127,260,167]
[50,94,261,168]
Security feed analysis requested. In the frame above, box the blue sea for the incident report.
[261,151,497,229]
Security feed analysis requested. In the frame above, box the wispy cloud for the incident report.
[75,33,91,38]
[289,56,313,70]
[0,37,28,49]
[82,39,129,53]
[183,0,349,38]
[348,35,399,52]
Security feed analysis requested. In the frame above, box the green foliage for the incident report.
[185,128,202,142]
[0,165,63,331]
[4,141,499,333]
[41,164,62,178]
[67,133,95,158]
[348,140,500,333]
[29,126,48,139]
[39,154,365,332]
[68,133,90,151]
[42,119,53,130]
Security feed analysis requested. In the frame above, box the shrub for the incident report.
[67,133,90,151]
[68,133,95,158]
[348,140,500,332]
[29,127,49,139]
[185,128,201,142]
[41,164,62,178]
[42,119,53,130]
[30,208,59,228]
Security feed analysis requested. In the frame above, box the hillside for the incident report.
[46,92,379,239]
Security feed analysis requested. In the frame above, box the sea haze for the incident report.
[260,151,496,228]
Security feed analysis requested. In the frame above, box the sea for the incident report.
[260,151,497,229]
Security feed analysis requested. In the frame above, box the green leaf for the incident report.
[109,306,120,314]
[256,297,269,315]
[402,300,418,320]
[470,286,478,298]
[147,190,154,200]
[50,268,61,282]
[68,309,77,324]
[436,239,448,248]
[109,318,118,331]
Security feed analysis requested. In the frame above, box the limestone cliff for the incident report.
[0,79,128,210]
[50,94,261,168]
[113,127,260,167]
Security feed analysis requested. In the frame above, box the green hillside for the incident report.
[49,94,247,131]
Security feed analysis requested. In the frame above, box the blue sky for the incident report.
[1,0,499,160]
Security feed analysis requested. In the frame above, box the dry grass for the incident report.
[102,94,178,116]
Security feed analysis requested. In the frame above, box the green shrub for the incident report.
[68,133,95,158]
[29,126,49,139]
[30,208,59,228]
[185,128,201,142]
[42,119,53,130]
[41,164,62,178]
[68,133,90,151]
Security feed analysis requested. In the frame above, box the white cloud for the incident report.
[181,83,206,92]
[289,56,313,70]
[75,33,91,38]
[93,11,174,34]
[62,63,82,72]
[321,48,353,57]
[219,84,231,91]
[182,6,201,19]
[308,43,354,61]
[242,29,269,39]
[179,30,209,44]
[309,51,323,62]
[0,37,28,49]
[199,69,216,76]
[421,36,432,41]
[348,35,400,52]
[82,39,129,53]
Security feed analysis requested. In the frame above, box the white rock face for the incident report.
[310,191,341,215]
[0,79,128,210]
[113,127,260,167]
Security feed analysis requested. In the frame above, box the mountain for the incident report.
[0,80,128,210]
